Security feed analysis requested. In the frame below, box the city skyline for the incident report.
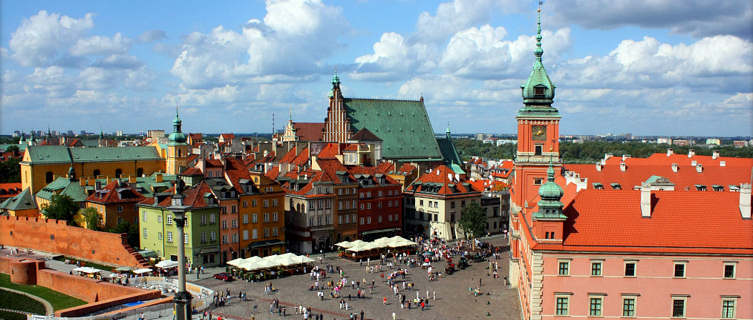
[1,0,751,136]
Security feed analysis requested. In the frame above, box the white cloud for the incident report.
[170,0,347,89]
[9,11,94,67]
[139,30,167,42]
[70,33,131,56]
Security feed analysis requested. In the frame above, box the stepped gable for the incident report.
[344,98,442,160]
[293,122,325,142]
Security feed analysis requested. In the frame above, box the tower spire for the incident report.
[535,0,543,62]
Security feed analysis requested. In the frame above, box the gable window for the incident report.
[591,261,603,276]
[625,261,637,277]
[674,262,686,278]
[534,86,546,96]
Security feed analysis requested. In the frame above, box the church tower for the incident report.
[166,108,189,175]
[323,72,351,143]
[512,1,561,208]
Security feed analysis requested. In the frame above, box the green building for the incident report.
[138,180,221,267]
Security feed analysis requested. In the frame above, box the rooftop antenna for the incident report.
[272,112,275,136]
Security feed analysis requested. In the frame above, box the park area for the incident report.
[196,236,520,320]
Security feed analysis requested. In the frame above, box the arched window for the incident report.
[115,169,122,178]
[45,171,54,183]
[93,169,101,177]
[136,168,144,177]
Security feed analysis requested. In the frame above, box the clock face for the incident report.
[532,125,546,141]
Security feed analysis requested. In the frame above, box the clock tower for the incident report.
[512,1,561,213]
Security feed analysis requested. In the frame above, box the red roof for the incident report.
[317,143,340,159]
[376,161,395,174]
[293,122,325,142]
[87,181,145,204]
[539,190,753,254]
[409,165,479,195]
[219,133,235,140]
[280,146,298,164]
[396,163,417,175]
[565,153,753,191]
[182,167,202,176]
[0,182,22,200]
[156,181,216,208]
[205,159,223,168]
[292,147,310,167]
[265,166,280,180]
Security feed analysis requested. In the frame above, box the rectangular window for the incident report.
[338,189,343,195]
[360,203,364,210]
[264,212,270,222]
[535,144,543,156]
[252,229,258,239]
[222,220,228,230]
[555,296,569,316]
[142,212,147,222]
[388,214,392,222]
[272,227,278,236]
[339,201,343,210]
[378,191,383,197]
[210,231,216,241]
[184,233,189,244]
[273,212,278,222]
[264,228,270,237]
[157,215,162,223]
[272,199,278,207]
[143,228,148,239]
[378,215,383,223]
[591,261,602,276]
[367,192,371,198]
[252,214,258,223]
[209,214,216,224]
[242,230,248,241]
[558,260,570,276]
[338,215,343,224]
[674,262,686,278]
[232,219,237,228]
[231,205,237,213]
[622,297,636,317]
[724,263,736,279]
[625,262,636,277]
[243,214,249,224]
[672,298,686,318]
[222,235,228,244]
[367,217,372,224]
[263,199,269,208]
[722,299,736,319]
[252,200,257,207]
[243,200,248,208]
[589,297,603,317]
[201,232,206,243]
[167,231,173,242]
[167,215,173,225]
[360,217,364,225]
[367,203,371,209]
[201,214,207,225]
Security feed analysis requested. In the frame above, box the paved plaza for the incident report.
[196,237,520,320]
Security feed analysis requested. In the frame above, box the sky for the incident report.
[1,0,751,137]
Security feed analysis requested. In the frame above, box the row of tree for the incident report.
[455,139,753,163]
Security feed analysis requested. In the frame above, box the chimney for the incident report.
[641,186,652,218]
[620,162,627,172]
[695,164,703,173]
[671,163,679,173]
[712,151,719,159]
[688,149,695,158]
[740,184,751,219]
[666,148,673,157]
[596,163,602,172]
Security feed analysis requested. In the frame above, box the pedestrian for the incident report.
[433,290,436,300]
[383,296,388,305]
[360,310,364,320]
[138,312,144,320]
[392,312,396,320]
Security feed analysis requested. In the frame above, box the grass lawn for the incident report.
[0,274,86,311]
[0,310,28,320]
[0,289,46,314]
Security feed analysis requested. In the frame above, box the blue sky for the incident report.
[2,0,751,136]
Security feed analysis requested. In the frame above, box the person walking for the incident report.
[360,310,365,320]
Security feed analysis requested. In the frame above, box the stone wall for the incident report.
[0,216,145,267]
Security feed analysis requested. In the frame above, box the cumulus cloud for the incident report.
[170,0,348,89]
[70,33,131,56]
[547,0,753,39]
[9,10,94,67]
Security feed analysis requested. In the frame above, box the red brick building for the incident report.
[348,166,402,240]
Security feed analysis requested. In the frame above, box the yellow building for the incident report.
[166,110,189,175]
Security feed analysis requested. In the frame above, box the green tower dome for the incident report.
[520,2,556,107]
[538,165,563,199]
[168,108,187,146]
[534,162,566,220]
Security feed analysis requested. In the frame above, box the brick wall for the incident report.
[0,216,143,267]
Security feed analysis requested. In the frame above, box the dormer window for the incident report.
[534,86,546,96]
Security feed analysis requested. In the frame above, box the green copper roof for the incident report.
[344,98,443,160]
[533,163,566,220]
[437,127,465,174]
[0,188,36,211]
[521,2,556,107]
[24,145,162,164]
[168,108,187,146]
[36,177,87,202]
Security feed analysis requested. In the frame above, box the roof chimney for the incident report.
[695,164,703,173]
[712,150,720,159]
[688,149,695,158]
[667,148,673,157]
[740,184,751,219]
[671,163,679,173]
[620,162,627,172]
[641,185,652,218]
[596,163,602,172]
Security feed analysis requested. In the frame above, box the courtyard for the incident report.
[195,236,520,320]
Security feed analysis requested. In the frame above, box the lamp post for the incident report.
[169,178,192,320]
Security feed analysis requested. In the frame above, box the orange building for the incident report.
[84,180,145,229]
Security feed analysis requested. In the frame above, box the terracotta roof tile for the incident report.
[87,181,145,204]
[293,122,325,142]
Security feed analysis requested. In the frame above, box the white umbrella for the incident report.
[155,260,179,269]
[335,241,353,248]
[347,242,378,252]
[239,256,263,271]
[72,266,102,274]
[134,268,153,274]
[227,258,245,268]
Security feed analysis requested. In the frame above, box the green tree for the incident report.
[108,221,139,248]
[458,201,487,239]
[42,194,78,224]
[79,207,102,231]
[0,158,21,182]
[6,145,19,155]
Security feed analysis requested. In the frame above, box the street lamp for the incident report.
[168,178,192,320]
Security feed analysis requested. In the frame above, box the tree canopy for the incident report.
[458,201,487,239]
[42,194,78,224]
[78,207,102,231]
